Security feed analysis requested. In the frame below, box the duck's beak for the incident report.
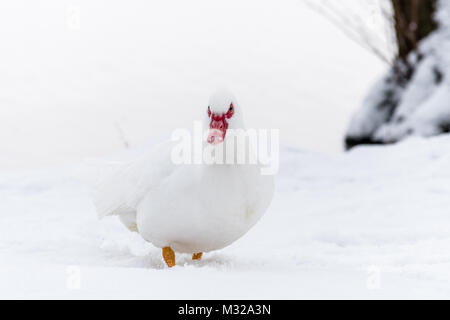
[207,118,227,145]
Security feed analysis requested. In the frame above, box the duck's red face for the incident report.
[207,104,234,145]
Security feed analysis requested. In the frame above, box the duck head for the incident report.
[205,90,244,145]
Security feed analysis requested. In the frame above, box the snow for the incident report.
[2,135,450,299]
[2,0,447,299]
[346,0,450,145]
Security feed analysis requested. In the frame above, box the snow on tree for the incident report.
[345,0,450,149]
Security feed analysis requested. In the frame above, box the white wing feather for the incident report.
[93,140,176,219]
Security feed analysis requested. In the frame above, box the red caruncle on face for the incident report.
[207,104,234,145]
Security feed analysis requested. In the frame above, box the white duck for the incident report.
[95,90,274,267]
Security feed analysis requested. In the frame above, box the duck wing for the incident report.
[93,140,176,220]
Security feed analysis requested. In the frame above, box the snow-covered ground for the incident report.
[3,1,448,300]
[2,135,450,299]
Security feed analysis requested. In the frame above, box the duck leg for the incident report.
[162,247,176,268]
[192,252,203,260]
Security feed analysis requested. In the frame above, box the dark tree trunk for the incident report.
[392,0,438,63]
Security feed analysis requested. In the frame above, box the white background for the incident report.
[0,0,384,170]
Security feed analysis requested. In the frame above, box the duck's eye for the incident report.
[226,104,234,119]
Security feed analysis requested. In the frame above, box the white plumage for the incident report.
[94,90,274,260]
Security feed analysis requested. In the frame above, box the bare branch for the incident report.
[301,0,396,65]
[115,122,130,149]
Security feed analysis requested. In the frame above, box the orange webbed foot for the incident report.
[162,247,176,268]
[192,252,203,260]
